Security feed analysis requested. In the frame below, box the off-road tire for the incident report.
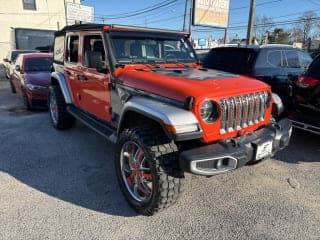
[48,85,75,130]
[10,80,16,93]
[115,127,184,216]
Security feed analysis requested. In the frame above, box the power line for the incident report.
[230,0,283,11]
[194,16,320,32]
[94,0,179,20]
[95,1,184,23]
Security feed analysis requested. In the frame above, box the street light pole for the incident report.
[246,0,256,45]
[182,0,188,32]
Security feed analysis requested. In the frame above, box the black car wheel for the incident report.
[22,89,31,110]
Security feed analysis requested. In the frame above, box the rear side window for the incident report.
[53,36,65,63]
[284,50,300,68]
[202,49,257,74]
[66,35,79,63]
[267,50,282,67]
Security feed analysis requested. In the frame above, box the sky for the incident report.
[80,0,320,40]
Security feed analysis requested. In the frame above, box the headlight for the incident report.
[200,100,220,123]
[26,83,47,91]
[272,93,284,116]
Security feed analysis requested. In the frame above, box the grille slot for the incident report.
[220,92,269,134]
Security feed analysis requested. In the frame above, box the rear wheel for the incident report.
[48,85,75,130]
[115,127,184,216]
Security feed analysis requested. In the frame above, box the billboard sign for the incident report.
[193,0,230,28]
[66,3,94,23]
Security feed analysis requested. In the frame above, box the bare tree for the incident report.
[299,11,317,43]
[255,15,274,43]
[290,27,304,43]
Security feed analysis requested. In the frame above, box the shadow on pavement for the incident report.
[274,128,320,164]
[0,81,138,217]
[0,118,138,217]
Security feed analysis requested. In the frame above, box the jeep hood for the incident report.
[114,65,271,103]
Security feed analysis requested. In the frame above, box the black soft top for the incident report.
[55,24,189,37]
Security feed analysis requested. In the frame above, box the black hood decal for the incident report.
[152,67,237,81]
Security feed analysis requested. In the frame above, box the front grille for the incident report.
[220,91,269,134]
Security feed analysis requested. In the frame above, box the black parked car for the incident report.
[290,55,320,134]
[202,45,313,113]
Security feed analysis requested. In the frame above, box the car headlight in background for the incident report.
[200,100,220,123]
[25,83,48,91]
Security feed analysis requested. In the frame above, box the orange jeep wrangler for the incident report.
[49,24,292,215]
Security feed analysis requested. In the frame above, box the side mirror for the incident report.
[15,65,21,71]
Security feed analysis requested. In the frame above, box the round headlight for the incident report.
[200,100,220,123]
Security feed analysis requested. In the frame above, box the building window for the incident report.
[23,0,36,10]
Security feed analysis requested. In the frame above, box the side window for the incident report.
[267,50,282,67]
[66,35,79,63]
[53,36,65,63]
[285,50,300,68]
[83,35,105,69]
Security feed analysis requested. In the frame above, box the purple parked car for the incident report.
[10,53,53,109]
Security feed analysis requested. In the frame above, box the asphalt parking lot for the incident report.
[0,68,320,240]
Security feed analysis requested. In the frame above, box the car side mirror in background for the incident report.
[15,65,24,74]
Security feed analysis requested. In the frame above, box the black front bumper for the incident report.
[179,118,292,176]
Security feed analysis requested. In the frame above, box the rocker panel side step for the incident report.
[67,105,117,143]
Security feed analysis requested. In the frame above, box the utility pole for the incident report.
[246,0,256,45]
[182,0,188,32]
[189,0,194,36]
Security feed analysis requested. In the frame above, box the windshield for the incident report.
[109,35,196,64]
[24,57,52,72]
[203,49,257,74]
[12,51,37,63]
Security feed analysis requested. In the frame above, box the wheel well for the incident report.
[119,110,170,138]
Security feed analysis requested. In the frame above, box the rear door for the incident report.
[77,33,111,121]
[64,33,82,106]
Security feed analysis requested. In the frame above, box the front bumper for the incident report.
[179,118,292,176]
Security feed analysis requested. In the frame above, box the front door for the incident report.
[77,33,111,122]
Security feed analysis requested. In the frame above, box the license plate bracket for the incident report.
[255,140,273,160]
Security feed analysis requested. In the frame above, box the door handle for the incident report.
[77,74,88,81]
[65,70,71,75]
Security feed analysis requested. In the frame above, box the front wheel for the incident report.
[22,89,31,110]
[48,85,75,130]
[114,127,184,216]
